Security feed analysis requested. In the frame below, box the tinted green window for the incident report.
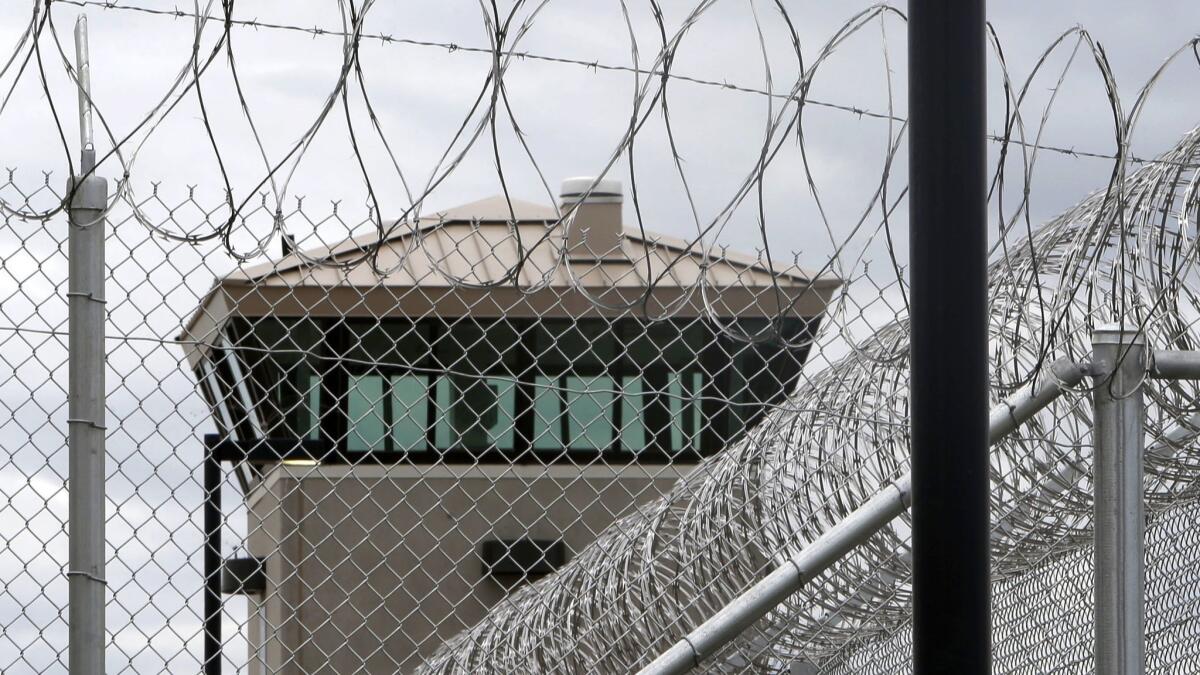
[391,375,428,452]
[532,376,562,451]
[435,376,516,451]
[565,375,615,451]
[230,317,323,440]
[345,372,429,453]
[224,315,811,460]
[668,371,704,452]
[619,376,646,450]
[347,374,387,452]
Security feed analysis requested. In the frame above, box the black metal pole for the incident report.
[908,1,989,674]
[203,451,223,675]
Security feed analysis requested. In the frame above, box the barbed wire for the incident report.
[419,120,1200,675]
[37,0,1178,168]
[3,2,1200,673]
[3,0,1197,358]
[1,0,1198,398]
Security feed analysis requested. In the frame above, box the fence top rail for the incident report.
[637,356,1088,675]
[1150,350,1200,381]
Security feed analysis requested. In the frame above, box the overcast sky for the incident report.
[1,1,1198,672]
[2,1,1198,261]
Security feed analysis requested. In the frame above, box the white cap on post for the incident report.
[560,177,624,260]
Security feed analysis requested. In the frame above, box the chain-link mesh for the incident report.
[5,125,1200,673]
[0,165,853,673]
[4,1,1200,673]
[610,129,1200,674]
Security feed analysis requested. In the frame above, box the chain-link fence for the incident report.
[4,125,1200,674]
[417,128,1200,674]
[0,164,872,673]
[4,1,1200,674]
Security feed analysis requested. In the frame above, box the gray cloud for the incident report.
[1,1,1197,670]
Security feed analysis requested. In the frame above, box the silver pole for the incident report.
[74,16,94,161]
[1149,349,1200,380]
[1091,324,1146,675]
[637,358,1086,675]
[640,477,911,675]
[68,14,107,675]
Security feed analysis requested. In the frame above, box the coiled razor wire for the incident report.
[3,2,1200,673]
[417,127,1200,674]
[5,0,1197,336]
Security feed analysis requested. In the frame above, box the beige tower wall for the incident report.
[243,463,691,674]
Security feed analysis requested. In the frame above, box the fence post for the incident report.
[204,450,223,675]
[907,1,989,672]
[1090,324,1146,675]
[67,15,108,675]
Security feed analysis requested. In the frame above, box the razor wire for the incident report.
[0,0,1182,284]
[417,126,1200,674]
[1,2,1200,674]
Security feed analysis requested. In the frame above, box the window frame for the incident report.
[219,315,811,463]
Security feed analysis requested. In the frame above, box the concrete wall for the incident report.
[244,463,690,673]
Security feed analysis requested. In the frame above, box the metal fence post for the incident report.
[908,1,989,673]
[68,15,108,674]
[67,169,109,672]
[204,451,223,675]
[1090,324,1146,675]
[636,357,1086,675]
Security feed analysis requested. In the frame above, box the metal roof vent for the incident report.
[560,177,624,260]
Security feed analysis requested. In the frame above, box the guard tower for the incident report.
[180,178,840,673]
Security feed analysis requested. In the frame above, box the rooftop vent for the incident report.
[560,177,624,260]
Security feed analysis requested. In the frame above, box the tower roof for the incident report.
[178,194,841,364]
